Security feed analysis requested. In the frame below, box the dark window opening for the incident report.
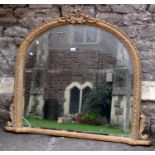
[81,86,92,112]
[69,87,80,114]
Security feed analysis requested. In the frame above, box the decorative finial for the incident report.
[58,9,96,24]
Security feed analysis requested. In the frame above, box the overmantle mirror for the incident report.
[4,10,151,145]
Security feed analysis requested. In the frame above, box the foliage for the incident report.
[80,112,103,125]
[82,83,112,120]
[25,116,127,135]
[81,112,102,121]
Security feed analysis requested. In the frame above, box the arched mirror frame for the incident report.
[4,10,151,145]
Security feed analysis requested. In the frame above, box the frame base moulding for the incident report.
[4,126,151,146]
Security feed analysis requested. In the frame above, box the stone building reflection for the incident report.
[24,25,133,132]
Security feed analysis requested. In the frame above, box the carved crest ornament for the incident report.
[4,9,151,145]
[58,9,96,24]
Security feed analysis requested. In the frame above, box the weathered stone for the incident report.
[0,26,3,37]
[29,4,53,8]
[151,42,155,53]
[142,81,155,101]
[151,125,155,136]
[61,5,76,16]
[62,5,95,17]
[114,101,120,108]
[115,108,123,115]
[152,14,155,22]
[124,13,152,25]
[140,24,155,39]
[151,117,155,126]
[112,5,135,14]
[0,53,15,76]
[131,4,148,11]
[0,109,10,122]
[19,17,44,29]
[151,125,155,133]
[0,8,13,17]
[43,17,59,23]
[14,8,30,18]
[0,8,16,27]
[15,7,60,19]
[17,8,60,28]
[14,37,24,46]
[135,40,152,51]
[141,60,155,75]
[96,13,123,25]
[0,94,13,109]
[96,5,112,13]
[0,77,14,94]
[81,5,96,17]
[0,17,17,26]
[29,8,60,18]
[0,51,8,75]
[149,4,155,13]
[142,101,155,119]
[0,37,14,49]
[142,72,155,81]
[4,26,28,38]
[3,43,18,56]
[0,66,14,77]
[139,51,153,60]
[119,26,138,38]
[0,40,17,74]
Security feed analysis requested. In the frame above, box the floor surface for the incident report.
[0,128,155,151]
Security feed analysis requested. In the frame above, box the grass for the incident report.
[24,116,129,135]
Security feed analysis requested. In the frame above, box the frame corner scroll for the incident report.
[6,98,14,127]
[139,112,150,140]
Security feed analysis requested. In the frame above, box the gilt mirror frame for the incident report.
[4,10,151,145]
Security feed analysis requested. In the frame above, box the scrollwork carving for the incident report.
[6,98,14,127]
[58,9,96,24]
[139,112,149,140]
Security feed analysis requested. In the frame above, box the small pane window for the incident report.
[74,29,84,43]
[69,87,80,114]
[81,86,92,112]
[86,27,97,43]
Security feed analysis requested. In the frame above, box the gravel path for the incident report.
[0,128,155,151]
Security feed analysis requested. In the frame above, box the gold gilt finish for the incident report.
[5,10,151,145]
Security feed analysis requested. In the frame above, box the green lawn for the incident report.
[24,116,129,135]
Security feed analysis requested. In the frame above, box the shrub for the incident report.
[82,83,112,121]
[81,112,103,125]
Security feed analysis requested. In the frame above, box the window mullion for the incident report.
[79,89,83,113]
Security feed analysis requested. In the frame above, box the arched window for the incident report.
[64,82,93,116]
[81,86,92,112]
[69,87,80,114]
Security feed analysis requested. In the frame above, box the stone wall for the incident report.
[0,4,155,135]
[46,50,113,103]
[24,49,114,117]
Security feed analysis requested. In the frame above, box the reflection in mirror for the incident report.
[23,25,133,137]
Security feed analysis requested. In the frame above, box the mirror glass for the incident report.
[23,25,133,137]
